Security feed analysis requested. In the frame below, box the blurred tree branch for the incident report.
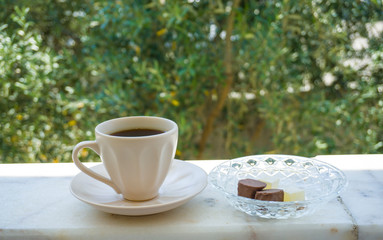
[198,0,241,159]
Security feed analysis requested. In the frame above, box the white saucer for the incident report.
[70,160,207,216]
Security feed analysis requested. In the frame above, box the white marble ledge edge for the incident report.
[315,154,383,240]
[1,155,382,240]
[1,154,382,176]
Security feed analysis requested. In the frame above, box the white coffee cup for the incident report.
[72,116,178,201]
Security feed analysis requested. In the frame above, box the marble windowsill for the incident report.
[0,154,382,240]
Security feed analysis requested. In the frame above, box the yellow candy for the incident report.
[284,187,305,201]
[259,177,280,189]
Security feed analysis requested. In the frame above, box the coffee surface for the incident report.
[111,128,164,137]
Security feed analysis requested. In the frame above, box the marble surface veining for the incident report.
[0,155,382,240]
[315,155,383,240]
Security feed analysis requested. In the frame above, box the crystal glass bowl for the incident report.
[208,155,347,219]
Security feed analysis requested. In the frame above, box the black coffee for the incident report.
[110,128,164,137]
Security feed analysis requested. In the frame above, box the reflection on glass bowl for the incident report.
[208,155,347,219]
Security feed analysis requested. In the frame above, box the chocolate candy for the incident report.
[254,189,284,202]
[238,179,267,198]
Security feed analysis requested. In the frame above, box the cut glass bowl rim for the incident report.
[208,154,348,217]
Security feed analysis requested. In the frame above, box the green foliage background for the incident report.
[1,0,382,163]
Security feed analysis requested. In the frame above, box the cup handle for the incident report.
[72,141,121,194]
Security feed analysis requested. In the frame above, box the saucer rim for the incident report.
[70,160,207,213]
